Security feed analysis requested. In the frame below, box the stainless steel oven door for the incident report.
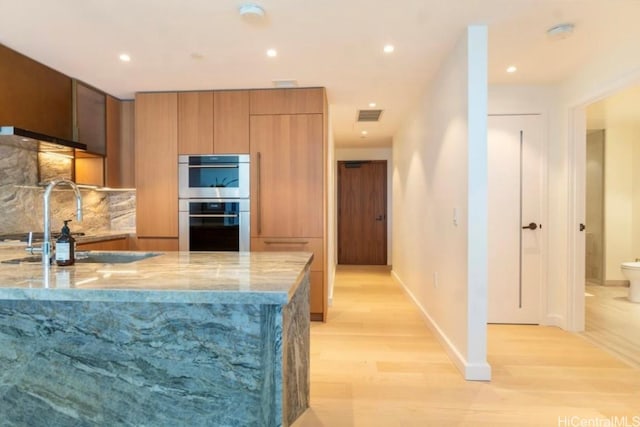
[179,154,250,199]
[179,199,250,252]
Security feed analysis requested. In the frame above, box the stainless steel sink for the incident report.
[75,252,161,264]
[1,252,161,265]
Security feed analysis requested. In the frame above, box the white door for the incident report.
[488,115,543,324]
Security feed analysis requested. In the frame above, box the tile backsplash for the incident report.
[0,144,135,235]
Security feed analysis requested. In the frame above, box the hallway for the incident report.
[293,266,640,426]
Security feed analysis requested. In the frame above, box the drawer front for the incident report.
[251,237,323,272]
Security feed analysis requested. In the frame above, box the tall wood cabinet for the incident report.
[134,92,179,248]
[249,88,328,321]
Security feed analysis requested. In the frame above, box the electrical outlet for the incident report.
[433,272,439,288]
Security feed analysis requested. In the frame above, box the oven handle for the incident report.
[189,214,238,218]
[264,240,309,245]
[188,165,239,169]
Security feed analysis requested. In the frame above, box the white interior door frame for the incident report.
[567,74,640,332]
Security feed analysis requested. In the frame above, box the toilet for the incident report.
[620,262,640,303]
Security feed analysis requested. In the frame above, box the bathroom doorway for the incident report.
[580,85,640,366]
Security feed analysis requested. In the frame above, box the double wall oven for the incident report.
[178,155,250,252]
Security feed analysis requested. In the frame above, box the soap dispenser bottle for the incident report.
[55,220,75,266]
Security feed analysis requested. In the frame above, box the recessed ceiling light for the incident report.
[369,102,377,108]
[361,130,368,136]
[383,44,395,53]
[506,65,517,73]
[266,48,277,58]
[119,53,131,62]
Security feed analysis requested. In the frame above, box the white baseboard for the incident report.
[391,270,491,381]
[542,313,565,328]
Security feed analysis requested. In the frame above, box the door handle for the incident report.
[579,223,586,232]
[522,222,538,230]
[375,215,385,221]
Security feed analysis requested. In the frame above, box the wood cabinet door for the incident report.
[135,92,178,237]
[178,91,214,154]
[0,44,73,140]
[214,91,249,154]
[105,95,122,188]
[250,114,323,238]
[249,88,324,115]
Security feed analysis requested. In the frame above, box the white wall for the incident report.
[335,147,393,272]
[392,26,490,381]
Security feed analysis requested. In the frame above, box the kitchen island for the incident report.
[0,249,312,427]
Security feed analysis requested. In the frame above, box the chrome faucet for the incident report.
[40,179,83,266]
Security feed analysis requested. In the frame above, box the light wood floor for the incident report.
[583,284,640,368]
[292,266,640,427]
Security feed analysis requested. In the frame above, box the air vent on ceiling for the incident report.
[357,109,383,122]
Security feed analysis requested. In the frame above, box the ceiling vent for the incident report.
[357,109,383,122]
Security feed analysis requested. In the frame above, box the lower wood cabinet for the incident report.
[131,237,179,251]
[251,237,325,320]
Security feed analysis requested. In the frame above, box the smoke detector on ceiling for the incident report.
[546,23,575,40]
[239,4,265,18]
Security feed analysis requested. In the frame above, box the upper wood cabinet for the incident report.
[105,95,122,187]
[214,90,249,154]
[250,113,324,238]
[0,44,73,140]
[178,91,214,154]
[249,88,324,115]
[178,90,249,155]
[135,92,178,238]
[74,80,106,154]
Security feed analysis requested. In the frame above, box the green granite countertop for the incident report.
[0,248,313,305]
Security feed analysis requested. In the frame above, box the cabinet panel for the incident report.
[251,237,323,272]
[105,95,122,187]
[249,88,324,115]
[310,272,325,320]
[0,44,73,140]
[214,91,249,154]
[77,238,128,251]
[119,101,135,188]
[135,92,178,237]
[131,237,179,251]
[178,91,214,154]
[250,114,323,238]
[75,81,106,154]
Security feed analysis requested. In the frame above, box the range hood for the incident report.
[0,126,87,156]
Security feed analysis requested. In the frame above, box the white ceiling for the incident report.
[1,0,639,148]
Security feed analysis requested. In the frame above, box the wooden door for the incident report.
[487,115,542,324]
[250,114,324,238]
[338,160,387,265]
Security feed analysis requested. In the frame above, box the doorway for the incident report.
[337,160,387,265]
[487,115,544,324]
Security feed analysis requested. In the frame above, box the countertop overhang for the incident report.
[0,249,313,305]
